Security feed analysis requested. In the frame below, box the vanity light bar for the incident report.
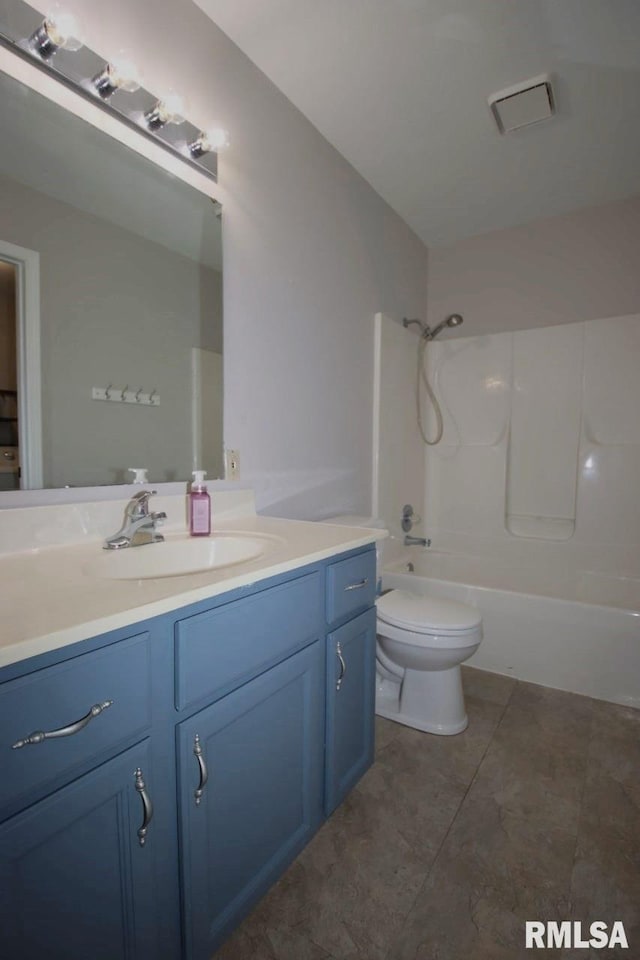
[0,0,227,182]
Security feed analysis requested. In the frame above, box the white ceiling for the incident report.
[194,0,640,247]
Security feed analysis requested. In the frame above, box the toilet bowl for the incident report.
[376,590,482,735]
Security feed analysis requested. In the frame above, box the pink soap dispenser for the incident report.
[189,470,211,536]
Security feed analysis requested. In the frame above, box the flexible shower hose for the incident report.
[416,334,444,445]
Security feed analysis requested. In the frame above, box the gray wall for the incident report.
[0,174,222,487]
[62,0,429,519]
[427,195,640,335]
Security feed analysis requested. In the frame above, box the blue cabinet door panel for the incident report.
[325,608,376,815]
[0,741,159,960]
[178,641,324,960]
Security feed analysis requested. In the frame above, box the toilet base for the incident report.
[375,664,469,736]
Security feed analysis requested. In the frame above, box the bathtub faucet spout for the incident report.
[404,535,431,547]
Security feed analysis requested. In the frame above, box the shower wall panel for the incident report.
[373,313,426,540]
[506,324,583,540]
[424,314,640,578]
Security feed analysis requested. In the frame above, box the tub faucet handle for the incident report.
[401,504,422,533]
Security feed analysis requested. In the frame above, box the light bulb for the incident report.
[188,128,229,158]
[93,57,141,100]
[46,10,83,49]
[110,56,141,92]
[30,7,83,59]
[144,93,186,131]
[206,128,230,150]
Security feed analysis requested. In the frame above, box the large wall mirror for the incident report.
[0,64,223,494]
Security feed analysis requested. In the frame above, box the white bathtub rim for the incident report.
[382,561,640,618]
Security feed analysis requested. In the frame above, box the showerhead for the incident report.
[426,313,464,340]
[403,314,464,340]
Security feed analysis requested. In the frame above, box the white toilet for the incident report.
[375,589,482,735]
[322,515,483,736]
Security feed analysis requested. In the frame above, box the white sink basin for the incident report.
[86,533,276,580]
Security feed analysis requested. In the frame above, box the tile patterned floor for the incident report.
[214,668,640,960]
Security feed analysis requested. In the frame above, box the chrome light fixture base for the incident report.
[0,0,220,183]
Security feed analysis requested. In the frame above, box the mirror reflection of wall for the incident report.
[0,68,223,490]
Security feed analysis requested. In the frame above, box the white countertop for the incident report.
[0,501,385,669]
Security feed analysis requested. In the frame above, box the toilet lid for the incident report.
[376,590,482,634]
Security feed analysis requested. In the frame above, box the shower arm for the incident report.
[402,314,463,340]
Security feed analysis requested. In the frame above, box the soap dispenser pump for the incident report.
[189,470,211,536]
[129,467,148,485]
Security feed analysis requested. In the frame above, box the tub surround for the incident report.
[422,314,640,584]
[0,488,386,668]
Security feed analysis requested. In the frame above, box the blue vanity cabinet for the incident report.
[0,622,181,960]
[0,740,160,960]
[0,543,378,960]
[177,639,325,960]
[324,548,377,815]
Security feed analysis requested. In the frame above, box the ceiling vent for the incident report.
[488,74,555,134]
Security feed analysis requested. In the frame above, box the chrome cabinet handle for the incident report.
[336,641,346,691]
[11,700,114,749]
[134,767,153,847]
[193,733,208,806]
[343,578,368,592]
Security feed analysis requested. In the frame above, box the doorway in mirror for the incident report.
[0,260,19,490]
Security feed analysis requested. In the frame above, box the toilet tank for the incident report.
[319,515,388,577]
[322,514,384,529]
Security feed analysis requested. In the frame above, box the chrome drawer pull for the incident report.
[193,733,208,806]
[336,641,346,691]
[134,767,153,847]
[11,700,114,749]
[343,578,368,592]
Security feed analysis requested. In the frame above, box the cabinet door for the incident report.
[0,741,160,960]
[325,608,376,815]
[178,641,324,960]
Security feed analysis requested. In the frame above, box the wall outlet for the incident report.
[225,449,241,481]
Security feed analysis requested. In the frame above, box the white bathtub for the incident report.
[382,552,640,708]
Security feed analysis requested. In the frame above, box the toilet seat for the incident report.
[376,617,482,651]
[376,590,482,636]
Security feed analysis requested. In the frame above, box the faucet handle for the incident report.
[126,489,157,519]
[401,504,422,532]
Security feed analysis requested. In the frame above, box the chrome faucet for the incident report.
[103,490,167,550]
[404,534,431,547]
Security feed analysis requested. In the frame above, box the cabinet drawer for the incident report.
[175,570,323,711]
[0,633,151,818]
[326,550,376,625]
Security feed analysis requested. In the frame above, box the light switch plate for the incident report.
[225,449,240,480]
